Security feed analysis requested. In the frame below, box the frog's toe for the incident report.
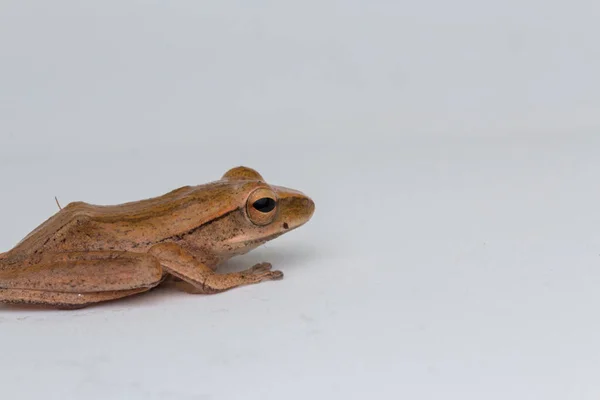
[249,262,272,273]
[253,269,283,282]
[243,263,283,282]
[268,270,284,280]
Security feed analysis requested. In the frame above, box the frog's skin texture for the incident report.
[0,167,315,309]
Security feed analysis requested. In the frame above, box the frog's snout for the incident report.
[273,186,315,230]
[283,195,314,230]
[304,197,315,220]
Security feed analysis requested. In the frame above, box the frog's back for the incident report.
[2,180,251,261]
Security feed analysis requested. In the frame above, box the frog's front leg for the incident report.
[148,242,283,294]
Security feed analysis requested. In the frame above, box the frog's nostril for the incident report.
[283,222,289,230]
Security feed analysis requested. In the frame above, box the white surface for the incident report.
[1,1,600,399]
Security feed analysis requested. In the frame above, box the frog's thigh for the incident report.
[0,251,163,307]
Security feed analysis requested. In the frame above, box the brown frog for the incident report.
[0,166,315,308]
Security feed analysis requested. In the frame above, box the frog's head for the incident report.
[190,166,315,261]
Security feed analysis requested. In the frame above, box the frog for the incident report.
[0,166,315,309]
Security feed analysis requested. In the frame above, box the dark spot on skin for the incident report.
[283,222,289,230]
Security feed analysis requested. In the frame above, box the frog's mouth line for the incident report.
[234,219,309,247]
[233,231,286,247]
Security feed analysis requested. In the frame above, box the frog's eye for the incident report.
[247,188,278,225]
[253,198,276,213]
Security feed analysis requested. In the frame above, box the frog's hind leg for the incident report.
[0,287,153,309]
[0,251,164,309]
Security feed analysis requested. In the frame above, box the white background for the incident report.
[1,1,600,399]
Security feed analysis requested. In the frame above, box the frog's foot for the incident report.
[246,262,283,279]
[171,262,283,294]
[201,262,283,293]
[199,270,282,294]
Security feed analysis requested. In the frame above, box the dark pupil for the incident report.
[253,197,276,213]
